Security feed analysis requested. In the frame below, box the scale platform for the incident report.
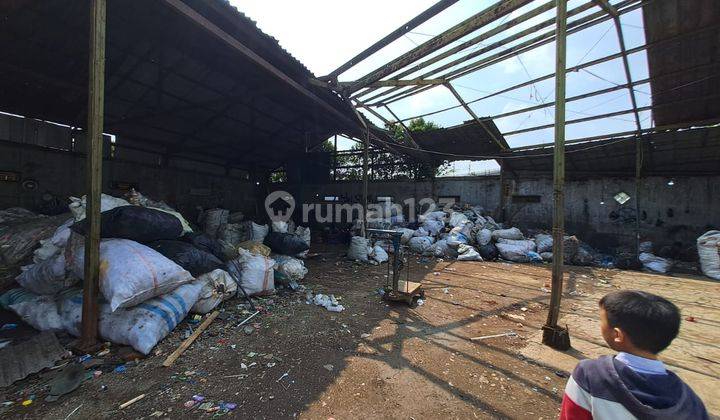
[383,281,425,306]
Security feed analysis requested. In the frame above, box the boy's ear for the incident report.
[613,327,624,343]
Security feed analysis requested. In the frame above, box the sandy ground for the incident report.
[1,243,717,419]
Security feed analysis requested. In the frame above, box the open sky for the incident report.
[232,0,650,176]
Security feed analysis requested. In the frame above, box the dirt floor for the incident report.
[1,243,718,419]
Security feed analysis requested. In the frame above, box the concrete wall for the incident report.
[2,139,718,253]
[0,143,259,223]
[282,175,719,252]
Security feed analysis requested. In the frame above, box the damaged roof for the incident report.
[642,0,720,126]
[503,125,720,178]
[0,0,359,170]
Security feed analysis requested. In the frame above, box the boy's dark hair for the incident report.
[599,290,680,353]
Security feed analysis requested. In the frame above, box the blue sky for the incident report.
[234,0,650,175]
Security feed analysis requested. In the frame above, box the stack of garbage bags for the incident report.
[346,204,610,267]
[1,193,288,355]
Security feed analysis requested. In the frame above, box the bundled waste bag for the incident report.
[148,240,224,276]
[447,221,473,248]
[294,226,311,258]
[534,234,553,253]
[457,244,482,261]
[409,236,435,253]
[60,283,202,355]
[697,231,720,280]
[347,236,369,261]
[2,288,66,331]
[264,232,310,256]
[68,194,129,221]
[370,245,389,263]
[639,252,671,273]
[33,219,73,263]
[252,222,269,242]
[492,227,524,241]
[274,255,308,282]
[478,243,499,261]
[422,219,444,236]
[395,228,415,245]
[180,232,227,261]
[427,239,456,258]
[201,208,229,238]
[192,269,237,314]
[65,235,193,311]
[71,206,183,243]
[228,248,275,296]
[476,228,492,246]
[15,253,77,295]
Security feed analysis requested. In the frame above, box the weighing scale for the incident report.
[367,228,425,307]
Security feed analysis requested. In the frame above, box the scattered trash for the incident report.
[323,364,334,372]
[686,316,696,322]
[0,323,17,330]
[311,293,345,312]
[46,364,86,402]
[243,325,255,335]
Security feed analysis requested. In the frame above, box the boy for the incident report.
[560,290,708,419]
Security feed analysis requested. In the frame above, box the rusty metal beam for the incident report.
[342,78,447,88]
[345,0,534,93]
[364,0,642,107]
[383,105,420,149]
[324,0,460,80]
[353,0,558,100]
[161,0,358,130]
[593,0,619,16]
[444,82,508,150]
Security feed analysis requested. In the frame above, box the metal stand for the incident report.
[368,229,425,307]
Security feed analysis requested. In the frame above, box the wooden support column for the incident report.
[542,0,571,350]
[80,0,106,350]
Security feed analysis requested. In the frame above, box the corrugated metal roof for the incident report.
[0,0,357,170]
[503,125,720,178]
[411,119,509,162]
[643,0,720,126]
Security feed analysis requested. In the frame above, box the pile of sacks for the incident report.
[348,204,606,266]
[198,209,311,292]
[0,193,309,355]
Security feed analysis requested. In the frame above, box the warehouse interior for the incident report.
[0,0,719,417]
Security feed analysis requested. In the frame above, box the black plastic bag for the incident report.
[148,240,223,276]
[263,232,310,255]
[478,243,499,261]
[181,232,226,261]
[72,206,183,243]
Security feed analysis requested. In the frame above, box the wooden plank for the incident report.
[80,0,106,350]
[397,281,422,295]
[162,310,220,367]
